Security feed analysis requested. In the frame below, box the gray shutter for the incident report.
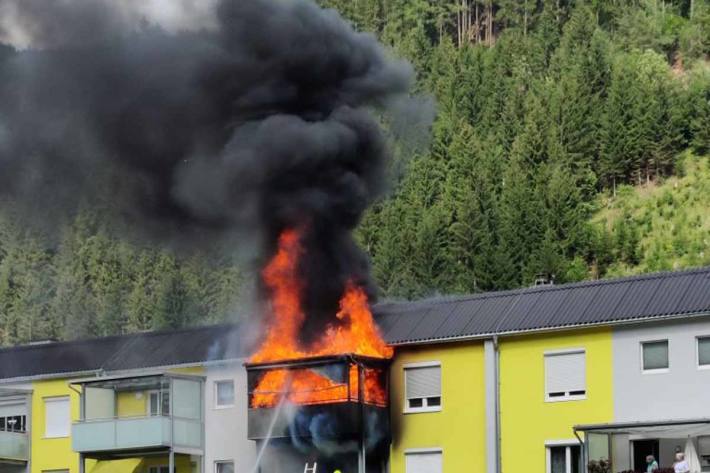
[0,398,26,417]
[406,452,442,473]
[643,341,669,370]
[545,352,585,395]
[405,366,441,399]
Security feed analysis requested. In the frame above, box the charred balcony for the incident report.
[246,354,390,442]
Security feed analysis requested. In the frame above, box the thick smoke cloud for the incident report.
[0,0,417,337]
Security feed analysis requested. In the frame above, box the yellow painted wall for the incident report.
[30,366,204,473]
[30,378,81,473]
[389,341,487,473]
[499,328,614,473]
[116,391,148,417]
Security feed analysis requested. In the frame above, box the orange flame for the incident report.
[250,228,392,408]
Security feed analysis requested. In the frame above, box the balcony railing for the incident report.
[0,430,29,462]
[71,373,203,455]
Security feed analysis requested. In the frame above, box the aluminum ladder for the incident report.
[303,462,317,473]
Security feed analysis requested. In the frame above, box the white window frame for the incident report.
[44,396,70,439]
[641,339,670,374]
[403,361,442,414]
[214,380,235,409]
[148,390,170,416]
[697,336,710,370]
[404,448,443,473]
[214,460,234,473]
[544,349,587,403]
[545,440,582,473]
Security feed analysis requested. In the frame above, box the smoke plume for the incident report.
[0,0,419,340]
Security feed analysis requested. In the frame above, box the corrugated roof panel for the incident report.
[406,305,450,341]
[464,294,517,335]
[611,279,663,320]
[675,273,710,313]
[498,291,544,331]
[643,273,697,316]
[549,285,600,328]
[520,288,572,328]
[383,308,429,344]
[432,297,486,339]
[578,282,629,323]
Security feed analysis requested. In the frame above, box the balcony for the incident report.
[0,430,28,462]
[71,373,204,458]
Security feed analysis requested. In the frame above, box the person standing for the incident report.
[674,452,691,473]
[646,455,659,472]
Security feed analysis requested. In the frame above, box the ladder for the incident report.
[303,462,317,473]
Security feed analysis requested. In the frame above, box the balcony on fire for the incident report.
[0,388,30,466]
[71,373,204,460]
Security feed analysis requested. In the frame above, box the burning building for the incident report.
[245,229,394,473]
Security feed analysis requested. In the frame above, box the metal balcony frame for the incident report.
[70,373,205,473]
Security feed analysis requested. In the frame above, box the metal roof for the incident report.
[0,266,709,381]
[0,323,243,382]
[373,266,710,345]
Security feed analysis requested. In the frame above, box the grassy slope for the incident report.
[593,152,710,277]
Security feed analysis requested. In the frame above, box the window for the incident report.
[404,363,441,412]
[44,397,70,438]
[0,415,26,432]
[215,380,235,408]
[546,444,581,473]
[405,450,442,473]
[544,350,586,401]
[642,340,669,372]
[215,461,234,473]
[698,337,710,368]
[149,391,170,416]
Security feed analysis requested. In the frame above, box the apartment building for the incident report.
[0,266,709,473]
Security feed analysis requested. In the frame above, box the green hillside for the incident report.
[593,152,710,277]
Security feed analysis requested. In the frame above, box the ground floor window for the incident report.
[215,461,234,473]
[547,443,582,473]
[405,449,442,473]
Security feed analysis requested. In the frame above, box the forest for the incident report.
[0,0,709,345]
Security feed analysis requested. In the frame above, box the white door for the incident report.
[406,451,443,473]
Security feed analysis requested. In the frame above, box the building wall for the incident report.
[613,317,710,422]
[30,378,81,473]
[204,362,256,473]
[499,328,614,473]
[389,341,487,473]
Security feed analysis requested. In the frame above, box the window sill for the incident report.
[44,435,70,439]
[404,407,442,414]
[545,395,586,403]
[642,368,669,375]
[213,404,235,410]
[697,364,710,371]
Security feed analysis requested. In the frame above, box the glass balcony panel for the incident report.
[85,387,116,420]
[72,417,170,452]
[172,379,201,420]
[0,431,29,461]
[173,418,202,448]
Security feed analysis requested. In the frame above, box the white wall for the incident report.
[204,361,256,473]
[613,317,710,422]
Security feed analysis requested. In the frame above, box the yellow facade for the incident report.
[389,341,487,473]
[30,378,82,473]
[29,367,203,473]
[499,328,614,473]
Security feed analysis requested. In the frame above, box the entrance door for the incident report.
[633,439,659,472]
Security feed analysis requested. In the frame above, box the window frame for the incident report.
[214,460,235,473]
[404,448,443,473]
[403,361,442,414]
[543,349,587,403]
[148,390,170,417]
[545,440,582,473]
[214,380,235,409]
[640,339,670,374]
[697,336,710,370]
[44,396,70,439]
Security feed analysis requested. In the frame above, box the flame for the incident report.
[249,228,392,408]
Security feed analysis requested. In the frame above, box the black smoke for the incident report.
[0,0,419,338]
